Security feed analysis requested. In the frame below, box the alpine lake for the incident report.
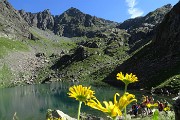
[0,82,174,120]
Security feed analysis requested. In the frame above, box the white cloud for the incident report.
[125,0,144,18]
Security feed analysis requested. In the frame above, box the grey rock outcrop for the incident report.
[0,0,30,39]
[19,9,54,30]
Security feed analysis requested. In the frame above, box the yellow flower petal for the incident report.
[118,92,137,110]
[116,72,138,85]
[67,85,95,103]
[87,95,122,119]
[114,93,120,105]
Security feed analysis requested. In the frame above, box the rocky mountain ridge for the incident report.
[105,2,180,92]
[117,4,172,53]
[19,7,117,38]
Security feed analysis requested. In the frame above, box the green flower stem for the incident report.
[78,101,82,120]
[124,84,128,93]
[124,84,128,120]
[124,107,127,120]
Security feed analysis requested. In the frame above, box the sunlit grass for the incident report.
[0,37,29,58]
[0,64,13,88]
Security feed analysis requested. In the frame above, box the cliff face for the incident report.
[0,0,30,39]
[105,2,180,90]
[19,9,54,31]
[19,7,117,37]
[153,3,180,57]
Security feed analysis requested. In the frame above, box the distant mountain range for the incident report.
[0,0,179,93]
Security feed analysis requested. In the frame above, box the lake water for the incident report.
[0,82,174,120]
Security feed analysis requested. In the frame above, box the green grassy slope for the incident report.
[0,37,29,58]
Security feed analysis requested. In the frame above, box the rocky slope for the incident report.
[0,0,30,39]
[105,2,180,93]
[118,4,172,53]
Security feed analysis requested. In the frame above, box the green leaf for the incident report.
[153,110,159,120]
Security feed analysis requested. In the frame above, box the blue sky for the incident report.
[8,0,178,22]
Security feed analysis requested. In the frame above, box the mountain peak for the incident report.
[163,4,172,8]
[63,7,84,16]
[42,9,51,14]
[68,7,81,11]
[145,4,172,18]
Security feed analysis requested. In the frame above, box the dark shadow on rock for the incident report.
[51,46,88,70]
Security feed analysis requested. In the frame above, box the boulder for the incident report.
[35,52,45,58]
[46,109,76,120]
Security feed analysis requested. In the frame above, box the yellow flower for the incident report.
[103,101,122,118]
[67,85,95,103]
[117,92,137,110]
[164,106,170,111]
[116,72,138,85]
[87,92,136,119]
[146,103,151,108]
[87,98,122,119]
[146,103,158,108]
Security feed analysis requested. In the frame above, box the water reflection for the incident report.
[0,82,173,120]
